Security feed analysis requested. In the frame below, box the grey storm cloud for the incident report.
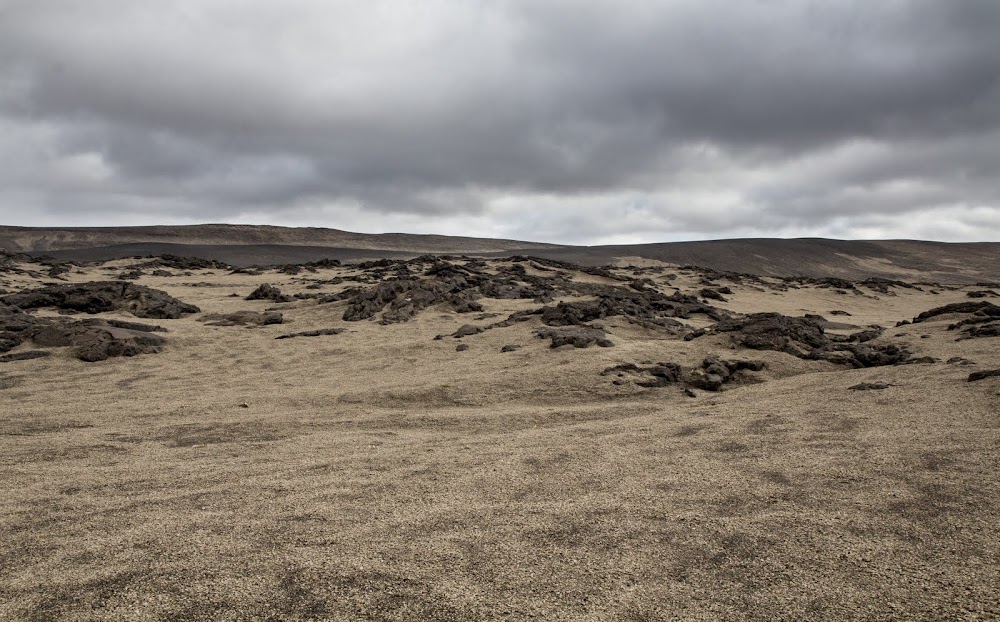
[0,0,998,243]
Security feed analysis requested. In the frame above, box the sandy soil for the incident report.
[1,257,998,621]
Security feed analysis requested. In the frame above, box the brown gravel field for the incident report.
[1,252,998,621]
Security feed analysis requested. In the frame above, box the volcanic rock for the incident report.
[1,282,200,319]
[246,283,292,303]
[959,324,1000,339]
[200,311,284,326]
[911,301,1000,323]
[274,328,345,339]
[0,351,50,363]
[141,255,231,271]
[968,369,1000,382]
[692,312,910,368]
[535,326,614,349]
[849,382,891,391]
[604,356,766,391]
[452,324,485,338]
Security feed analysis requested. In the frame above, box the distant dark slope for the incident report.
[3,224,997,282]
[0,224,558,254]
[33,243,425,266]
[583,238,1000,282]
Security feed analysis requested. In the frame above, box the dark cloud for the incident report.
[0,0,998,242]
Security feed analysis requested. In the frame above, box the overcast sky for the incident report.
[1,1,999,244]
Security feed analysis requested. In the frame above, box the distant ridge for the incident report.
[2,224,998,283]
[0,224,558,254]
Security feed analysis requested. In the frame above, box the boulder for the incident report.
[968,369,1000,382]
[245,283,292,303]
[452,324,485,338]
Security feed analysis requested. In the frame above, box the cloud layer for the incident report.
[2,0,999,243]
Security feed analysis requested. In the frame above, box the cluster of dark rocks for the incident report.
[686,312,910,368]
[0,250,77,281]
[1,305,169,362]
[538,288,728,331]
[968,369,1000,382]
[0,281,199,362]
[274,328,345,340]
[603,356,767,392]
[1,281,200,319]
[338,277,484,324]
[139,254,232,271]
[199,311,284,327]
[535,326,614,349]
[272,258,342,275]
[246,283,292,303]
[905,301,1000,340]
[321,257,600,325]
[848,382,893,391]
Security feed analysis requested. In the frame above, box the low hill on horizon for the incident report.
[1,224,998,283]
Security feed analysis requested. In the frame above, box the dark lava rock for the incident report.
[80,318,166,333]
[0,350,50,363]
[706,313,828,356]
[117,269,144,281]
[246,283,292,303]
[74,327,166,362]
[535,326,614,349]
[141,254,231,271]
[28,320,167,362]
[947,357,975,365]
[275,328,345,339]
[957,322,1000,340]
[456,343,470,352]
[849,382,891,391]
[539,290,725,330]
[830,310,852,316]
[1,300,169,362]
[700,288,728,302]
[200,311,284,326]
[601,363,644,376]
[967,290,999,298]
[605,356,766,391]
[341,278,483,324]
[693,312,910,368]
[812,343,911,368]
[968,369,1000,382]
[329,258,730,328]
[1,282,200,319]
[840,328,883,343]
[808,277,855,290]
[628,278,657,292]
[356,258,400,270]
[906,301,1000,340]
[452,324,485,338]
[912,301,1000,323]
[500,345,521,352]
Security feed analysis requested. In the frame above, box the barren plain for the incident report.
[1,248,998,621]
